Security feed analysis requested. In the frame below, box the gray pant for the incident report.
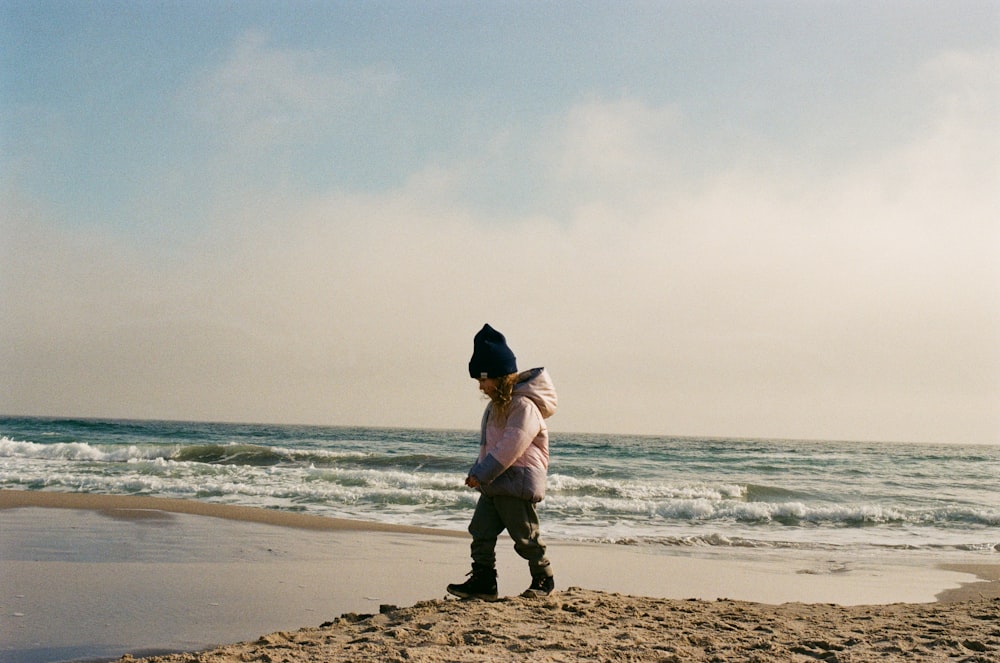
[468,494,553,578]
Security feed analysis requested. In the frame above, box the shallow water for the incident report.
[1,416,997,554]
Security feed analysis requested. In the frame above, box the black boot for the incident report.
[521,574,555,598]
[447,564,498,601]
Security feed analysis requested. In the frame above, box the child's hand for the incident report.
[465,475,480,488]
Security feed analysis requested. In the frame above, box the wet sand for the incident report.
[1,490,997,662]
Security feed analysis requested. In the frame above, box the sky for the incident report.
[2,1,998,445]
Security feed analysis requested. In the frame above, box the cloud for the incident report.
[181,30,399,150]
[551,98,685,194]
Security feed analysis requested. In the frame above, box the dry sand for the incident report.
[127,587,999,663]
[2,490,998,663]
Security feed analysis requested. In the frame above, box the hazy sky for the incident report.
[2,1,998,444]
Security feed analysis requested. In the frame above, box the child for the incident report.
[447,324,558,600]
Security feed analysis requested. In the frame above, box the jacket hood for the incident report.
[513,368,557,419]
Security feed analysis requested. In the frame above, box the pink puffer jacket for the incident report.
[469,368,558,502]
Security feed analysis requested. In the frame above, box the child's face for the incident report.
[476,377,498,398]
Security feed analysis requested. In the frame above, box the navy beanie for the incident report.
[468,324,518,379]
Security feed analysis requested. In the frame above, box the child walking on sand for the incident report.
[447,324,558,601]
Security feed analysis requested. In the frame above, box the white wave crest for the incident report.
[547,473,746,501]
[0,436,169,463]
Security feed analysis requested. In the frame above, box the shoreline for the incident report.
[3,489,996,602]
[0,489,467,537]
[2,490,998,662]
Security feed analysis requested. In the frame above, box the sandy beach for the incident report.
[131,587,1000,663]
[2,490,997,662]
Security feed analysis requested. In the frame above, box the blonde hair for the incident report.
[488,372,520,421]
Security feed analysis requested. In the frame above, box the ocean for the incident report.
[1,416,997,558]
